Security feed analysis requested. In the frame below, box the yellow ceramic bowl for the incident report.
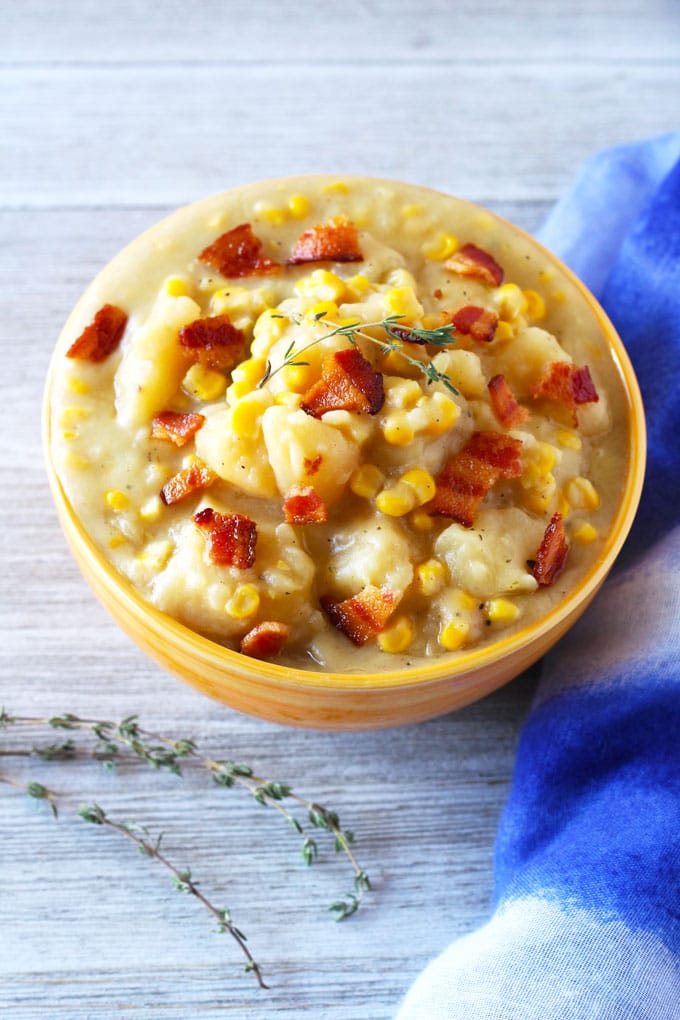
[44,179,646,730]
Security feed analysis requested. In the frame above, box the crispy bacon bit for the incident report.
[160,459,217,506]
[300,348,384,418]
[151,411,206,447]
[445,243,504,287]
[488,374,530,429]
[427,431,523,527]
[531,361,599,423]
[240,621,290,659]
[320,585,400,646]
[193,507,257,568]
[66,304,128,362]
[283,485,328,525]
[198,223,280,278]
[178,314,246,371]
[532,512,569,586]
[451,305,499,343]
[303,455,323,476]
[288,215,363,265]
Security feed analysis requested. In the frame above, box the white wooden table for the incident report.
[2,3,678,1016]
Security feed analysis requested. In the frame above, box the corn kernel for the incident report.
[226,357,268,403]
[522,442,557,485]
[552,289,566,303]
[409,509,434,532]
[523,483,555,514]
[383,412,415,446]
[494,321,515,343]
[380,349,422,379]
[251,309,288,358]
[296,269,347,303]
[139,496,163,523]
[254,202,286,226]
[321,181,349,194]
[346,273,371,299]
[225,584,261,620]
[306,299,340,322]
[59,407,90,429]
[422,392,460,436]
[67,376,90,396]
[402,203,426,219]
[416,558,446,596]
[230,391,271,439]
[486,598,520,623]
[106,490,129,511]
[350,463,385,499]
[456,590,478,612]
[497,283,527,321]
[182,363,227,401]
[523,289,546,321]
[165,276,189,297]
[439,619,470,651]
[565,476,600,511]
[281,363,315,393]
[572,521,599,544]
[557,429,582,451]
[556,490,571,518]
[538,269,555,284]
[401,468,436,505]
[108,534,127,549]
[376,481,417,517]
[137,540,173,570]
[62,451,90,470]
[288,194,310,219]
[421,233,459,261]
[377,615,414,653]
[384,286,423,321]
[61,430,77,441]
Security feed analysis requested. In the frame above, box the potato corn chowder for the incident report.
[49,177,629,672]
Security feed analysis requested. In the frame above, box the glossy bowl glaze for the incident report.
[44,179,646,730]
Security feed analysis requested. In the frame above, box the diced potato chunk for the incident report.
[324,517,413,598]
[435,508,545,599]
[115,292,201,428]
[261,406,360,505]
[195,404,278,498]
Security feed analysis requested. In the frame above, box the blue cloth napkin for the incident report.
[397,133,680,1020]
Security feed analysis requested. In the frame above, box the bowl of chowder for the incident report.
[44,176,645,730]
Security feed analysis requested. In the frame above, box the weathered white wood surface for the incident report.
[1,2,678,1017]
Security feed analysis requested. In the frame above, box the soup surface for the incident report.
[49,177,629,672]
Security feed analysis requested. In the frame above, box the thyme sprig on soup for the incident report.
[50,178,627,670]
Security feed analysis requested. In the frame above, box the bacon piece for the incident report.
[193,508,257,568]
[66,304,128,362]
[300,348,384,418]
[532,512,569,586]
[198,223,280,278]
[445,243,504,287]
[531,361,599,423]
[160,459,217,506]
[288,215,363,265]
[178,314,246,371]
[240,621,290,659]
[283,485,328,525]
[427,431,523,527]
[320,585,400,646]
[451,305,498,343]
[303,455,322,476]
[488,374,530,429]
[151,411,206,447]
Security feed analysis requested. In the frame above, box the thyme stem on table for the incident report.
[258,313,458,394]
[0,708,371,980]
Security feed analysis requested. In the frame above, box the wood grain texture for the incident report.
[1,1,677,1015]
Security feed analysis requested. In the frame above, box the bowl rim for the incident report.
[43,176,647,693]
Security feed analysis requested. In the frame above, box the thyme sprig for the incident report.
[258,313,458,394]
[1,705,373,966]
[0,770,266,988]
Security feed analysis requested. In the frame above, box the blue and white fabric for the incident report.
[397,133,680,1020]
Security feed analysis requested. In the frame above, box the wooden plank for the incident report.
[6,0,680,63]
[2,65,678,208]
